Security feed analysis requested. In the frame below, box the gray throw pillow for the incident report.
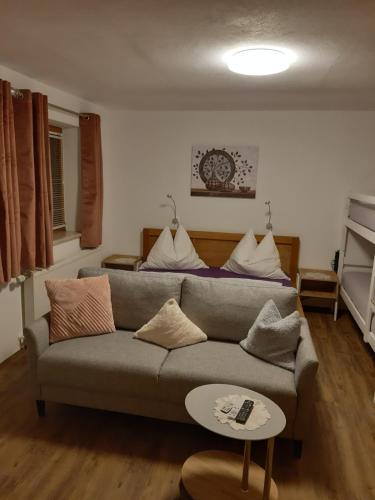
[240,299,301,371]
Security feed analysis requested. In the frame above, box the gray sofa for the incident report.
[24,267,318,455]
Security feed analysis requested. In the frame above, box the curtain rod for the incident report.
[10,86,90,118]
[10,87,23,98]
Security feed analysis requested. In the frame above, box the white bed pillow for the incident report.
[222,229,288,279]
[140,225,208,270]
[134,298,207,349]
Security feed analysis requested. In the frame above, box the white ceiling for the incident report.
[1,0,375,110]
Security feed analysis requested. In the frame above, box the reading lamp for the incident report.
[160,193,179,227]
[265,200,273,231]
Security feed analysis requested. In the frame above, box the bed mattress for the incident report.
[349,200,375,232]
[342,270,372,319]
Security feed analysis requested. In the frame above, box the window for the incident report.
[49,125,66,230]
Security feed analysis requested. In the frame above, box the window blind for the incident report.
[49,128,66,230]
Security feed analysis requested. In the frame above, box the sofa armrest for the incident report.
[24,314,50,357]
[293,318,319,439]
[23,315,50,398]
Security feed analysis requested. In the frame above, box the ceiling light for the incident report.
[227,48,292,76]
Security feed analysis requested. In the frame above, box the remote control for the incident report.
[235,400,254,424]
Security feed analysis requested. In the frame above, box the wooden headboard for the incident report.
[142,228,300,285]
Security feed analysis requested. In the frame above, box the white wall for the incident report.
[105,110,375,266]
[0,64,111,363]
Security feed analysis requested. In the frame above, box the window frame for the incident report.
[48,125,66,232]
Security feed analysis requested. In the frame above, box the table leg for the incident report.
[263,437,275,500]
[334,299,338,321]
[241,440,251,491]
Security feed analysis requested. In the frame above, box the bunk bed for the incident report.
[338,193,375,352]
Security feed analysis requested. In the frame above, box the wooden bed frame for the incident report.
[142,228,300,285]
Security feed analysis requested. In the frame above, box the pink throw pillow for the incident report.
[45,274,116,343]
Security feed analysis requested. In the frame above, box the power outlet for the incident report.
[18,336,25,349]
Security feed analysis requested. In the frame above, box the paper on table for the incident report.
[214,394,271,431]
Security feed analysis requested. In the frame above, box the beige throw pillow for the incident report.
[45,274,116,343]
[134,298,207,349]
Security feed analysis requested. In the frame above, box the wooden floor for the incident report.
[0,311,374,500]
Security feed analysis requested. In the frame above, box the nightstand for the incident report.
[101,254,141,272]
[297,268,339,320]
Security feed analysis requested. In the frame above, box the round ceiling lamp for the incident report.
[227,48,293,76]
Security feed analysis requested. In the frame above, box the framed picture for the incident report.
[191,145,259,199]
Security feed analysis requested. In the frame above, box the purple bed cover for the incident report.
[142,267,291,287]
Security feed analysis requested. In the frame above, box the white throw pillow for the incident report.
[222,229,287,279]
[140,225,208,270]
[134,298,207,349]
[240,299,301,371]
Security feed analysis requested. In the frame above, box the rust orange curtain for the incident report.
[0,80,21,283]
[13,90,36,271]
[79,114,103,248]
[0,80,53,285]
[31,93,53,268]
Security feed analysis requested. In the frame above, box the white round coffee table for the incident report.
[181,384,286,500]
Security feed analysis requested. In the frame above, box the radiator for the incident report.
[23,247,103,326]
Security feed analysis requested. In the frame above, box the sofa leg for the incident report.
[36,400,45,417]
[293,440,303,459]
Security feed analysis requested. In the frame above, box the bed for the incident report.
[349,198,375,233]
[142,227,303,313]
[341,270,372,320]
[338,193,375,352]
[142,228,299,282]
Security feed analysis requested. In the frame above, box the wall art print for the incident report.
[191,145,259,199]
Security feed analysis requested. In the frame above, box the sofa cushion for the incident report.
[37,330,168,398]
[240,299,301,371]
[180,277,297,341]
[134,298,207,349]
[158,339,297,433]
[45,274,115,344]
[78,267,184,330]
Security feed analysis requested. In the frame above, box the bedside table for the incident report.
[101,254,141,272]
[297,268,339,320]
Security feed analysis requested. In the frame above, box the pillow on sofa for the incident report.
[45,274,116,343]
[134,298,207,349]
[140,225,208,270]
[240,299,300,371]
[222,229,287,279]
